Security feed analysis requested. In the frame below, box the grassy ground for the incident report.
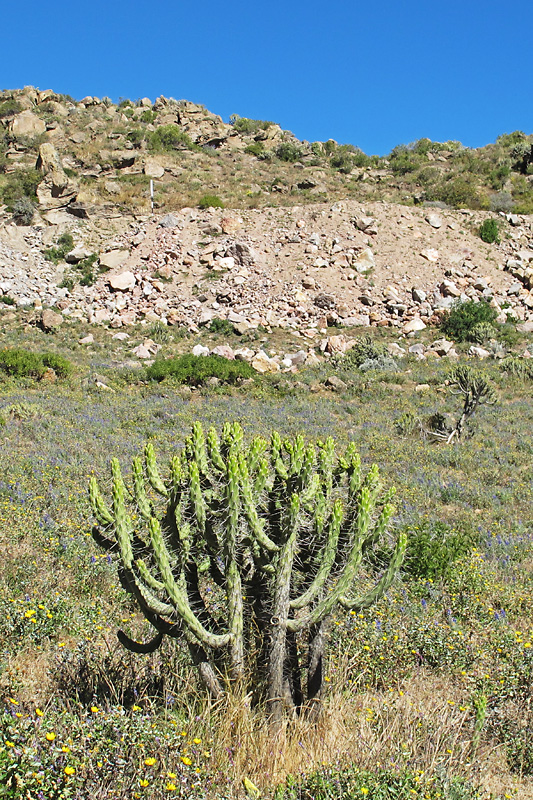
[0,318,532,799]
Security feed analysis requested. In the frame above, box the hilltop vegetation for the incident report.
[0,87,532,218]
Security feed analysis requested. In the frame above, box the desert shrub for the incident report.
[427,176,481,208]
[229,115,274,134]
[0,295,15,305]
[358,354,399,372]
[139,108,156,123]
[440,300,498,342]
[395,410,419,437]
[479,218,500,244]
[11,197,35,225]
[145,353,254,385]
[276,767,483,800]
[490,190,514,212]
[0,98,22,118]
[0,348,72,379]
[126,127,145,147]
[402,520,477,582]
[275,142,303,162]
[209,317,235,335]
[147,124,196,152]
[0,168,42,206]
[198,194,224,209]
[42,232,74,264]
[244,141,266,157]
[342,337,387,369]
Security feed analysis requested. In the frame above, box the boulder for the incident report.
[325,376,348,392]
[100,250,130,270]
[403,317,426,333]
[211,345,235,360]
[11,111,46,136]
[192,344,210,357]
[143,158,165,178]
[353,247,375,273]
[251,351,280,373]
[41,308,63,331]
[109,271,136,291]
[425,213,442,229]
[36,143,78,209]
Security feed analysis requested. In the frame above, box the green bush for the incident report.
[42,233,74,264]
[275,767,483,800]
[341,336,387,369]
[229,115,274,135]
[402,520,477,582]
[0,168,42,206]
[244,141,266,157]
[147,125,196,152]
[198,194,224,209]
[275,142,303,162]
[0,98,22,118]
[145,353,254,385]
[209,317,235,335]
[11,197,35,225]
[440,300,498,342]
[0,348,72,379]
[479,218,500,243]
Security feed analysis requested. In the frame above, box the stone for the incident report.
[41,308,63,331]
[325,375,348,392]
[192,344,210,357]
[283,350,307,367]
[109,271,136,291]
[302,276,316,289]
[36,143,78,209]
[159,213,180,228]
[342,315,370,327]
[11,111,46,136]
[234,347,255,362]
[517,320,533,333]
[353,247,375,273]
[431,338,454,356]
[468,346,491,358]
[225,242,255,267]
[440,280,461,297]
[403,317,426,333]
[420,248,439,262]
[211,345,235,360]
[79,334,94,344]
[66,246,93,264]
[314,293,336,310]
[220,216,243,234]
[323,335,350,354]
[132,344,153,359]
[426,213,442,229]
[143,158,165,178]
[352,213,377,233]
[100,250,130,270]
[412,287,427,303]
[251,351,280,373]
[387,343,407,357]
[409,344,426,357]
[415,383,431,392]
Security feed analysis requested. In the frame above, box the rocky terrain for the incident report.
[1,87,532,371]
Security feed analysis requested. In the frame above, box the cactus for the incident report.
[90,423,406,725]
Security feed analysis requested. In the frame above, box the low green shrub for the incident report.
[145,353,254,385]
[198,194,224,209]
[275,767,483,800]
[0,348,73,379]
[0,98,22,118]
[244,141,266,157]
[275,142,303,162]
[42,232,74,264]
[341,336,387,369]
[440,299,498,342]
[479,218,500,243]
[11,197,35,225]
[147,124,196,152]
[209,317,235,335]
[229,115,274,135]
[402,519,478,582]
[0,168,42,206]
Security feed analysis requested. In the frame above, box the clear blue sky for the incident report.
[2,0,532,155]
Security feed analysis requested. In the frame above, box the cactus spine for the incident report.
[90,423,406,723]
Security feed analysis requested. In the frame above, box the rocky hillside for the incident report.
[0,86,532,345]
